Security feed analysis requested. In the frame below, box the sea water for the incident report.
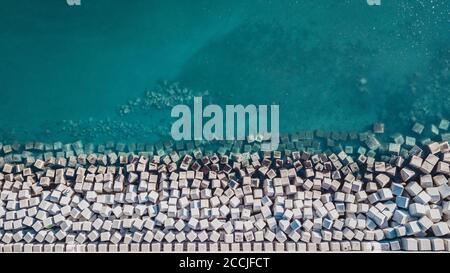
[0,0,448,144]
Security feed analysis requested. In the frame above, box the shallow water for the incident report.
[0,0,448,144]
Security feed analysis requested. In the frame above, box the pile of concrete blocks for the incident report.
[0,136,449,252]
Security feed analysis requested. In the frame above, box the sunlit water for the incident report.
[0,0,448,144]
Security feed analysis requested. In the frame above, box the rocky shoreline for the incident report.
[0,122,450,252]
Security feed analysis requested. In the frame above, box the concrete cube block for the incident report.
[431,238,445,251]
[401,238,418,251]
[431,222,450,236]
[418,238,432,251]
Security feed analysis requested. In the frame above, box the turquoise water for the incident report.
[0,0,448,143]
